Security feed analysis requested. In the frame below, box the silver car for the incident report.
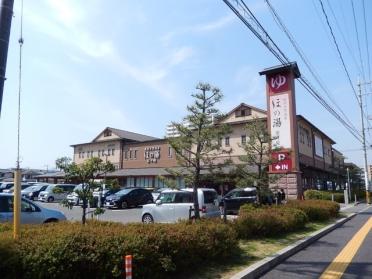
[38,184,76,203]
[0,193,66,224]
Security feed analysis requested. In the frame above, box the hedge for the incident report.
[304,189,344,203]
[234,205,308,239]
[285,199,340,221]
[0,220,237,279]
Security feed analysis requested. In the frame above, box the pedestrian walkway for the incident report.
[261,204,372,279]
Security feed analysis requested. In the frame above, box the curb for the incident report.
[230,213,357,279]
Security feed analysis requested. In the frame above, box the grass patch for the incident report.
[183,218,336,279]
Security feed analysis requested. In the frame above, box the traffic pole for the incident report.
[124,255,132,279]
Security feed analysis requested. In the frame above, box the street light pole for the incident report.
[347,167,351,202]
[357,80,371,204]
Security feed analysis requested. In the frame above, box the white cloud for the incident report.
[161,14,235,46]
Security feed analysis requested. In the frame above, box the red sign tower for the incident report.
[259,63,302,199]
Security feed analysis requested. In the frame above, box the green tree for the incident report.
[234,117,280,202]
[167,82,231,218]
[56,157,115,224]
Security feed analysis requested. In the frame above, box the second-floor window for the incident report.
[168,146,172,158]
[225,137,230,147]
[241,135,246,145]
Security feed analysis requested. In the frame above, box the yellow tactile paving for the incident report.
[319,217,372,279]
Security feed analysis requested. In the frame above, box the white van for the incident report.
[141,188,220,223]
[38,184,76,202]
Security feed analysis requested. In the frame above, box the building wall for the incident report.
[122,140,178,169]
[73,140,121,168]
[221,109,266,124]
[298,120,313,158]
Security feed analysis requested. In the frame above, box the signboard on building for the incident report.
[271,151,292,173]
[270,94,291,149]
[144,146,161,163]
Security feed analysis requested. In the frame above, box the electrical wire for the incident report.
[265,0,360,138]
[222,0,364,144]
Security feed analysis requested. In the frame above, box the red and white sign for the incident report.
[271,152,292,173]
[269,73,290,94]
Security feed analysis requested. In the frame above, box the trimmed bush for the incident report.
[0,220,237,279]
[285,199,339,221]
[304,189,344,203]
[234,205,308,239]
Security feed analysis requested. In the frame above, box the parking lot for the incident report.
[36,201,143,224]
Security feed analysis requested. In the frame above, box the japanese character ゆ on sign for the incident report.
[269,73,290,94]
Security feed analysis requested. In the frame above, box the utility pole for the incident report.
[357,80,371,204]
[347,167,351,202]
[0,0,14,116]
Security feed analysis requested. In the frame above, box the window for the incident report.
[218,137,222,147]
[168,146,172,158]
[159,192,176,203]
[112,149,115,156]
[203,191,217,204]
[241,135,246,145]
[134,150,137,159]
[78,152,81,159]
[225,137,230,146]
[129,150,132,159]
[174,192,193,203]
[98,150,101,157]
[124,150,128,160]
[82,152,85,158]
[104,130,112,137]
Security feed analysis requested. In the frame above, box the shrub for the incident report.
[0,220,237,279]
[285,199,339,221]
[304,190,344,203]
[234,205,308,239]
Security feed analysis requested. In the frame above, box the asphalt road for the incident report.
[36,201,143,224]
[261,203,372,279]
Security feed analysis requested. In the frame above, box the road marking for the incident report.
[319,217,372,279]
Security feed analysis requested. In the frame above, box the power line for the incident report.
[318,0,359,104]
[222,0,364,144]
[362,0,371,83]
[265,0,360,139]
[351,0,366,81]
[325,0,364,77]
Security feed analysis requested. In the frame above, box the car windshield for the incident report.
[45,185,55,191]
[115,188,132,196]
[0,183,11,189]
[24,185,43,192]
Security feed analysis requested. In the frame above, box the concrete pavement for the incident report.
[261,204,372,279]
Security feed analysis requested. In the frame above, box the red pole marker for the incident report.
[124,255,132,279]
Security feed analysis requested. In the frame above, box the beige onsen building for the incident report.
[68,103,345,198]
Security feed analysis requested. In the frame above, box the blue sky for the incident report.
[0,0,371,170]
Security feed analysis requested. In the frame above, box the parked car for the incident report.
[3,183,32,193]
[104,187,153,209]
[220,187,257,215]
[92,188,121,207]
[0,182,14,193]
[66,184,84,206]
[0,193,66,224]
[38,184,76,203]
[141,188,220,223]
[151,187,172,201]
[21,183,49,200]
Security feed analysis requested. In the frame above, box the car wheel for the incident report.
[47,196,54,203]
[121,201,128,209]
[142,214,154,224]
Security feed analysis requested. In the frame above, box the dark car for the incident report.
[0,182,14,193]
[92,188,121,207]
[104,187,153,209]
[21,184,49,200]
[221,187,257,215]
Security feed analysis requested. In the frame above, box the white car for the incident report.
[141,188,220,223]
[38,184,76,203]
[0,193,66,224]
